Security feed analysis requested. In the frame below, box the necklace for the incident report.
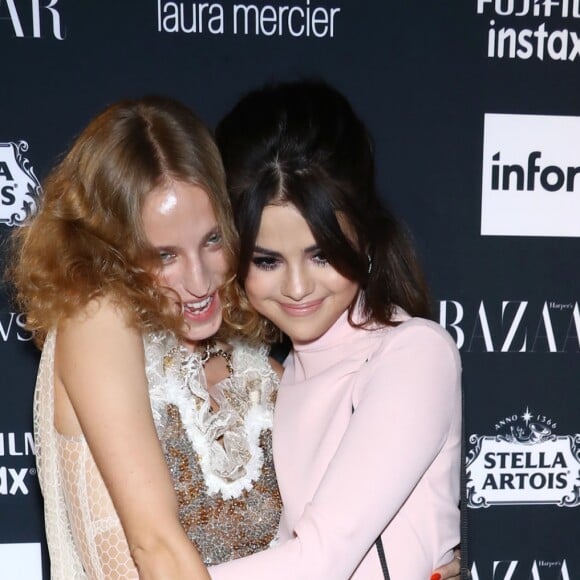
[201,340,234,377]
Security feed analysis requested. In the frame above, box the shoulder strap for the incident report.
[375,535,391,580]
[460,386,471,579]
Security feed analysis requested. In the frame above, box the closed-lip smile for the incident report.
[279,299,323,316]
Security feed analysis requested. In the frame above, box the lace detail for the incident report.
[34,329,281,577]
[145,333,277,498]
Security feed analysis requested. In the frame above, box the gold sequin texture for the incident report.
[163,405,282,565]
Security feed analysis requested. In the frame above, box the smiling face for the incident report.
[141,180,228,347]
[244,203,360,346]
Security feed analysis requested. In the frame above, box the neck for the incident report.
[290,308,353,353]
[181,338,202,353]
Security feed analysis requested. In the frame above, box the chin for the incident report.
[284,327,325,346]
[184,314,223,343]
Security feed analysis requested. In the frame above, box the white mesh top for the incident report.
[34,330,281,579]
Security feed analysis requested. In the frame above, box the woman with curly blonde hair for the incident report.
[9,96,282,579]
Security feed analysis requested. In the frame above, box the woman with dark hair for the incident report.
[210,81,462,579]
[9,96,282,579]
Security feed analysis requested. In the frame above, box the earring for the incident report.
[367,254,373,274]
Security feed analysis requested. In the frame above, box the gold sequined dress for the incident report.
[34,330,282,579]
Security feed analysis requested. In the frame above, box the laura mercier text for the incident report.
[157,0,342,38]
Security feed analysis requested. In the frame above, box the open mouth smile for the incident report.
[184,295,212,314]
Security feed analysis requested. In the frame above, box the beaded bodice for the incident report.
[145,333,282,564]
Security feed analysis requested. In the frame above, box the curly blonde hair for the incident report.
[8,96,262,347]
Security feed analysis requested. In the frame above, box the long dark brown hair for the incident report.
[216,80,431,339]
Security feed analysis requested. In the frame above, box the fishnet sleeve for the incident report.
[35,331,138,579]
[57,436,139,579]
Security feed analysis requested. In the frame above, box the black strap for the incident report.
[352,404,391,579]
[375,536,391,580]
[460,386,471,579]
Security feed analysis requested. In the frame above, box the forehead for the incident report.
[142,180,217,245]
[256,203,357,249]
[257,203,315,244]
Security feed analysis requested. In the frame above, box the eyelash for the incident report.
[251,252,329,271]
[251,256,279,271]
[207,231,223,246]
[159,251,176,264]
[159,231,222,261]
[312,252,328,266]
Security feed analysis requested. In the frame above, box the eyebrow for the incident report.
[253,244,320,256]
[153,244,177,252]
[151,225,220,249]
[253,246,281,257]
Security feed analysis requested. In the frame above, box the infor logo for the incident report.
[481,113,580,237]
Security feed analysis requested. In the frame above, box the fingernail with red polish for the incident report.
[430,574,442,580]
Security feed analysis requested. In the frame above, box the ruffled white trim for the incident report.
[144,332,277,499]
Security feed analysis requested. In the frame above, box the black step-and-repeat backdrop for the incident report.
[1,1,579,578]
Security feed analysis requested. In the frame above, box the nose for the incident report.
[281,263,313,301]
[183,257,211,298]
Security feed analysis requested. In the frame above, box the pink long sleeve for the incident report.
[210,313,461,579]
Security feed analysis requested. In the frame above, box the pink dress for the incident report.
[210,308,461,579]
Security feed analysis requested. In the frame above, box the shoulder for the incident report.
[55,297,143,365]
[354,317,462,402]
[393,316,459,352]
[59,296,134,333]
[373,316,461,371]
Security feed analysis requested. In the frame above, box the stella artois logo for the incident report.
[467,408,580,507]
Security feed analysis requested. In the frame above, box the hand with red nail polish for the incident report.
[430,546,462,579]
